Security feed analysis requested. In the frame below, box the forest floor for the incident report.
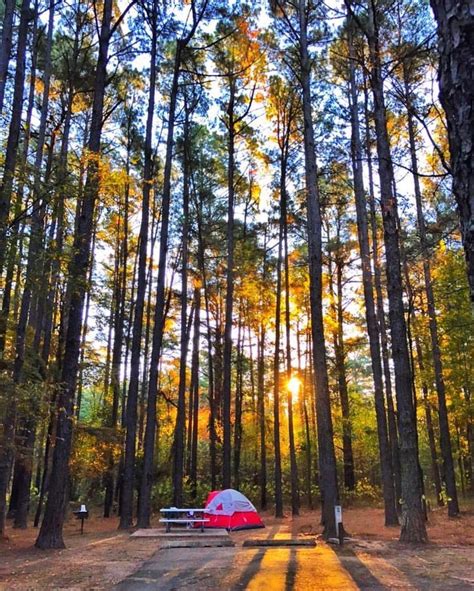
[1,502,474,590]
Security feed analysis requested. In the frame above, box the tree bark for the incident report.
[8,0,55,530]
[0,0,15,113]
[189,286,201,498]
[222,77,236,490]
[333,254,356,493]
[0,0,31,539]
[136,39,182,528]
[273,213,284,518]
[361,1,427,542]
[348,34,398,523]
[299,0,340,538]
[363,76,402,507]
[120,3,158,528]
[280,106,300,516]
[257,323,267,510]
[0,0,31,277]
[35,0,113,549]
[233,315,244,489]
[430,0,474,305]
[257,226,268,510]
[172,100,192,506]
[403,65,459,516]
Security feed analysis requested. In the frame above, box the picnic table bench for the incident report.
[159,507,210,532]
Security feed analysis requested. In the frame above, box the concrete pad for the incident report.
[116,526,366,591]
[160,539,235,549]
[131,528,229,538]
[243,538,316,547]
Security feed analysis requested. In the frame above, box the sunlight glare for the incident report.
[287,376,302,401]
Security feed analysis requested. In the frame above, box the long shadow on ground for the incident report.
[335,547,389,590]
[230,523,281,590]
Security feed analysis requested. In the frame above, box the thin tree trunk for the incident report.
[403,67,459,516]
[355,1,427,542]
[75,227,97,420]
[233,315,244,489]
[189,286,200,498]
[257,322,267,510]
[348,36,398,523]
[414,332,444,506]
[297,326,312,508]
[334,255,356,492]
[282,155,299,515]
[257,226,268,510]
[222,79,236,490]
[0,3,39,357]
[0,0,32,538]
[120,3,158,528]
[273,215,284,518]
[137,38,184,528]
[195,189,217,489]
[172,98,191,506]
[363,78,402,507]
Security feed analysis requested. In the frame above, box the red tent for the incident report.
[201,489,264,531]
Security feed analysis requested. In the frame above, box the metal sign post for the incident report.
[73,504,89,535]
[334,505,343,545]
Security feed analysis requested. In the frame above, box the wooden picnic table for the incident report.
[159,507,210,532]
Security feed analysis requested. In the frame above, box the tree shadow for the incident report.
[284,547,298,591]
[335,547,389,590]
[231,524,281,590]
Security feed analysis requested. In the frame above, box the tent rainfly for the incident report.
[201,489,265,531]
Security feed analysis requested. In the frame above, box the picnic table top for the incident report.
[159,507,206,513]
[159,518,210,522]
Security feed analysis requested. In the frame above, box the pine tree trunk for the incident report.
[335,257,356,492]
[0,4,39,356]
[0,0,15,113]
[257,227,268,510]
[363,80,402,507]
[257,323,267,510]
[8,2,55,529]
[0,0,31,277]
[233,316,244,489]
[196,192,217,489]
[363,3,427,542]
[282,157,300,515]
[403,68,459,516]
[136,38,182,527]
[414,333,444,506]
[464,387,474,493]
[273,215,284,518]
[120,5,158,528]
[189,287,200,498]
[35,0,113,549]
[299,0,340,538]
[171,100,191,506]
[105,171,129,518]
[297,326,312,508]
[0,0,32,539]
[430,0,474,305]
[348,36,398,523]
[222,79,236,489]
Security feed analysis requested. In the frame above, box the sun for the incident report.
[287,376,302,401]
